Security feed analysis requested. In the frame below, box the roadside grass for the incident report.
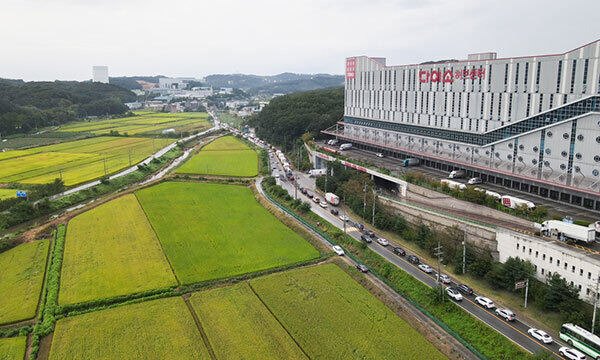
[0,336,27,360]
[176,136,258,177]
[189,282,306,360]
[249,263,445,360]
[0,239,49,324]
[58,194,178,306]
[135,182,320,285]
[0,136,172,186]
[49,297,210,359]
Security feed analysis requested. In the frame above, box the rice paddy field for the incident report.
[59,194,178,305]
[189,282,306,360]
[176,136,258,177]
[0,240,49,324]
[249,264,445,360]
[0,136,172,186]
[58,111,211,136]
[0,336,27,360]
[0,189,23,200]
[135,182,319,285]
[49,297,210,360]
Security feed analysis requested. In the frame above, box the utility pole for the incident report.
[462,231,467,275]
[363,183,367,213]
[103,157,107,175]
[524,279,529,308]
[593,275,600,334]
[324,162,328,192]
[372,187,376,225]
[434,240,444,297]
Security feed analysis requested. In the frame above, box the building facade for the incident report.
[329,40,600,210]
[92,66,109,83]
[497,229,600,303]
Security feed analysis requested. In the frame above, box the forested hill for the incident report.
[205,73,344,95]
[0,79,136,136]
[247,87,343,149]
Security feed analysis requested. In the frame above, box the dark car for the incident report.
[330,208,339,216]
[301,188,308,195]
[406,255,420,264]
[457,284,474,296]
[360,234,372,243]
[366,230,376,238]
[354,222,365,231]
[392,247,406,256]
[355,264,369,273]
[307,193,313,199]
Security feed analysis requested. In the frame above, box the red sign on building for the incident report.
[419,68,485,83]
[346,59,356,79]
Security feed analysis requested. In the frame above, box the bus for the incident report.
[560,323,600,359]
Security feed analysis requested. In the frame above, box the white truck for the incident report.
[540,220,596,243]
[339,143,353,151]
[501,195,535,210]
[308,168,327,177]
[440,179,466,190]
[403,158,420,167]
[327,139,339,145]
[325,192,340,205]
[448,170,466,179]
[474,188,502,200]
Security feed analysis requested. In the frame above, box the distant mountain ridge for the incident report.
[109,73,344,94]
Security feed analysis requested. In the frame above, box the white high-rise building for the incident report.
[92,66,109,83]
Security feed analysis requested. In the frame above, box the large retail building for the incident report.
[323,40,600,211]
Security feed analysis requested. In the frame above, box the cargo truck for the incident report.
[501,195,535,210]
[339,143,353,151]
[448,170,466,179]
[540,220,596,243]
[325,192,340,205]
[403,158,420,167]
[308,168,327,177]
[440,179,466,190]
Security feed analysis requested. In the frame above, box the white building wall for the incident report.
[497,229,600,303]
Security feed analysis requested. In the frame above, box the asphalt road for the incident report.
[268,150,570,359]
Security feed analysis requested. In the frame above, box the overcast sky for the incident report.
[2,0,599,81]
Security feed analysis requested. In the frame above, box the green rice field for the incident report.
[0,136,172,186]
[0,336,27,360]
[0,189,23,200]
[135,182,319,285]
[189,282,306,360]
[176,136,258,177]
[249,264,445,359]
[59,111,211,136]
[49,297,210,360]
[59,194,178,305]
[0,240,49,324]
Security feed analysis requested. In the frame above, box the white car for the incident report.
[332,245,345,256]
[339,215,350,222]
[376,152,384,158]
[527,328,553,344]
[438,274,451,284]
[474,296,495,309]
[446,287,463,301]
[494,308,515,321]
[559,347,586,360]
[376,238,389,246]
[313,197,320,203]
[418,264,433,273]
[467,177,482,185]
[319,201,328,208]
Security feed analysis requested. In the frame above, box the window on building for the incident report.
[549,256,552,263]
[570,59,577,94]
[543,254,546,260]
[523,62,529,92]
[529,248,532,255]
[580,269,584,276]
[535,61,541,93]
[564,262,567,270]
[526,94,531,117]
[504,63,509,91]
[572,265,575,273]
[549,93,554,109]
[589,272,592,279]
[535,251,539,258]
[583,59,589,93]
[556,60,563,93]
[538,93,544,113]
[557,259,560,267]
[522,246,525,253]
[542,268,545,275]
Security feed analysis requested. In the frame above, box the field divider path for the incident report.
[182,297,217,360]
[132,194,181,286]
[246,282,312,360]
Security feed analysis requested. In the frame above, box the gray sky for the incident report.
[2,0,599,81]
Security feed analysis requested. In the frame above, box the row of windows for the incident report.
[349,58,600,95]
[347,89,573,124]
[516,242,593,280]
[345,96,600,146]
